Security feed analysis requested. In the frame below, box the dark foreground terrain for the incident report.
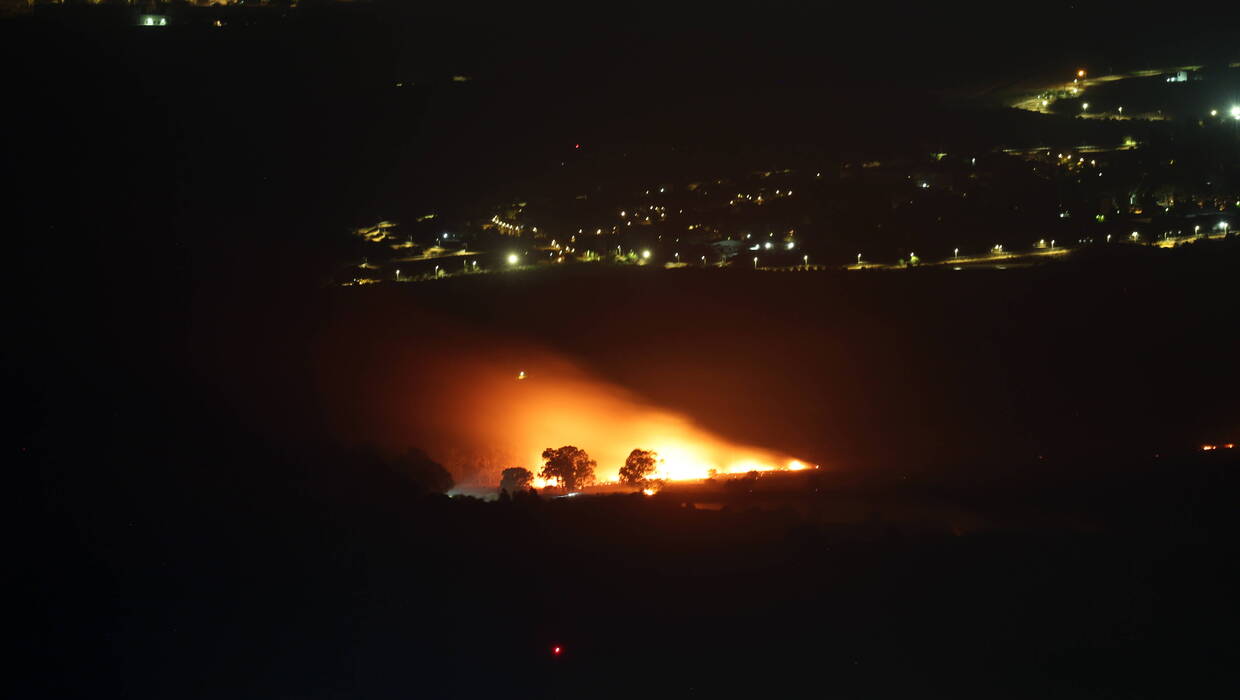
[25,442,1239,698]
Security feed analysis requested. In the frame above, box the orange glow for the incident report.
[1202,445,1217,451]
[1225,444,1236,449]
[1077,69,1086,78]
[313,322,819,488]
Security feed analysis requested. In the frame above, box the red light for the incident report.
[574,144,580,149]
[553,645,562,655]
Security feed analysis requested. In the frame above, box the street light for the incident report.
[856,253,862,265]
[753,256,758,269]
[803,254,809,267]
[394,268,400,280]
[641,249,651,259]
[507,253,519,265]
[953,247,959,258]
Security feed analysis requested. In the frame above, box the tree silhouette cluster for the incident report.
[619,448,662,488]
[498,446,669,495]
[539,445,597,491]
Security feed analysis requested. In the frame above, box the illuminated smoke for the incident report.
[312,312,810,486]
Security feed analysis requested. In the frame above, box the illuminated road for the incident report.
[1007,64,1201,120]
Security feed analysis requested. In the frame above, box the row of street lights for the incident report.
[411,220,1235,280]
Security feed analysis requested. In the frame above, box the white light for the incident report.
[507,253,519,265]
[764,241,772,249]
[641,249,651,259]
[785,241,794,249]
[1081,103,1089,110]
[1219,221,1230,230]
[1232,106,1240,120]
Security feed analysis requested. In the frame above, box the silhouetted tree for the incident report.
[540,446,596,491]
[390,448,454,494]
[499,467,534,496]
[514,486,541,504]
[619,448,660,487]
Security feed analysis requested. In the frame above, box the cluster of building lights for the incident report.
[490,216,524,234]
